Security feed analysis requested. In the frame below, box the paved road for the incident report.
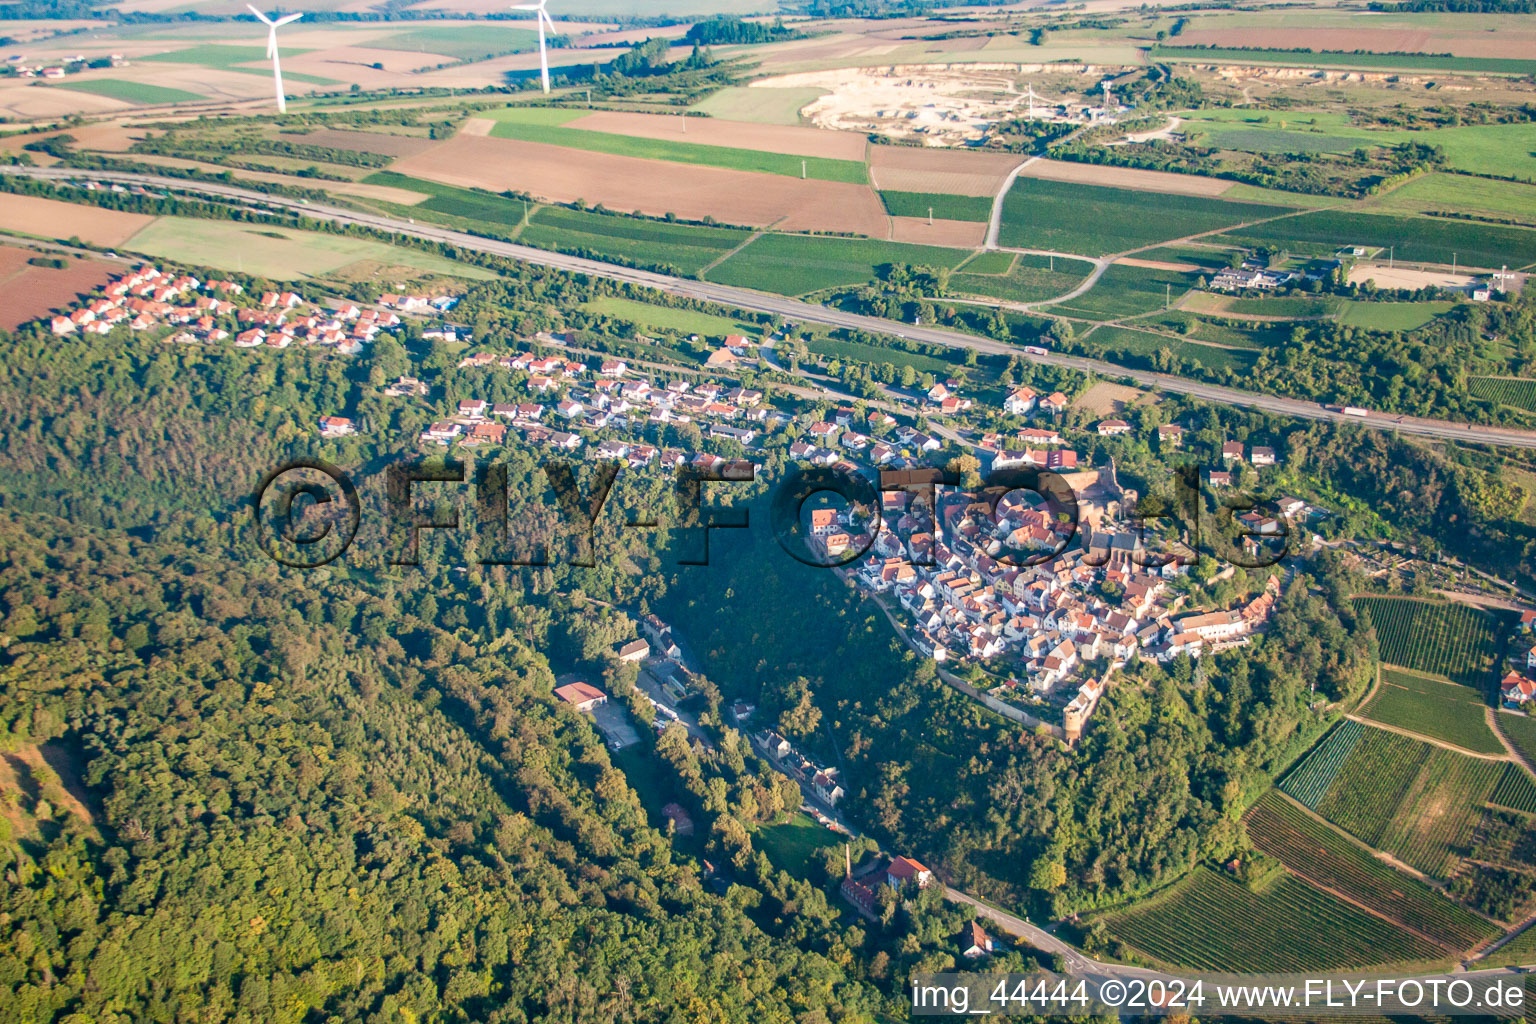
[941,887,1156,978]
[16,165,1536,450]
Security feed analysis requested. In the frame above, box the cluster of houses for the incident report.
[418,345,788,460]
[755,730,845,807]
[4,53,125,79]
[835,457,1284,720]
[1503,612,1536,709]
[45,264,405,358]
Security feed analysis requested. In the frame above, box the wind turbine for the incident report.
[248,5,303,113]
[512,0,556,93]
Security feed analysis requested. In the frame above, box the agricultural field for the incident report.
[1051,263,1202,321]
[1491,764,1536,815]
[139,43,338,85]
[1312,725,1505,878]
[1084,325,1257,374]
[0,246,118,332]
[0,193,153,248]
[50,79,205,105]
[705,233,970,296]
[1470,377,1536,413]
[1224,211,1536,271]
[1281,720,1366,809]
[1353,597,1505,688]
[1362,173,1536,226]
[120,217,495,282]
[878,191,993,223]
[520,207,751,277]
[1104,866,1444,972]
[1151,44,1536,76]
[369,25,538,61]
[1244,791,1497,951]
[1362,668,1501,754]
[582,296,761,341]
[688,86,828,126]
[805,337,958,379]
[483,106,869,184]
[1337,301,1457,332]
[997,178,1292,257]
[1183,292,1342,319]
[1497,712,1536,768]
[948,253,1093,305]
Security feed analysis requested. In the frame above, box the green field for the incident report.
[1470,377,1536,412]
[949,253,1093,304]
[50,78,205,104]
[1353,597,1504,688]
[522,207,750,276]
[366,170,752,275]
[1189,292,1342,319]
[1361,667,1501,755]
[753,812,843,875]
[371,25,539,61]
[1084,325,1257,373]
[143,44,310,67]
[1225,210,1536,270]
[140,44,338,85]
[1337,301,1456,331]
[878,191,993,223]
[997,177,1292,256]
[806,337,957,378]
[705,233,970,296]
[1182,110,1536,180]
[1313,725,1505,878]
[689,86,827,126]
[1245,790,1497,951]
[121,217,494,281]
[1364,173,1536,225]
[1052,262,1202,320]
[483,106,869,184]
[1153,44,1536,76]
[956,250,1016,274]
[1105,866,1443,971]
[1281,720,1365,808]
[582,296,761,340]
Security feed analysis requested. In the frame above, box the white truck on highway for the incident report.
[1340,406,1370,417]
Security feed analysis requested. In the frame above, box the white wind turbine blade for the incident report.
[275,11,303,26]
[247,3,273,24]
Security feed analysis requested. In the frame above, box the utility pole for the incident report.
[1389,245,1394,268]
[801,159,806,179]
[1165,282,1170,309]
[1452,252,1456,275]
[522,199,528,226]
[1049,254,1054,272]
[928,206,933,226]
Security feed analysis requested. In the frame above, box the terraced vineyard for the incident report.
[1361,668,1501,755]
[1245,791,1498,951]
[1470,377,1536,413]
[1105,867,1444,971]
[1281,719,1364,808]
[1314,726,1506,878]
[1354,597,1504,688]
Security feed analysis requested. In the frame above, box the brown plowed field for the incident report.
[889,215,987,247]
[564,110,868,160]
[390,134,891,236]
[0,245,118,330]
[1018,158,1235,196]
[869,145,1023,196]
[0,194,154,246]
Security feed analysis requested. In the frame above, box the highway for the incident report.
[14,165,1536,450]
